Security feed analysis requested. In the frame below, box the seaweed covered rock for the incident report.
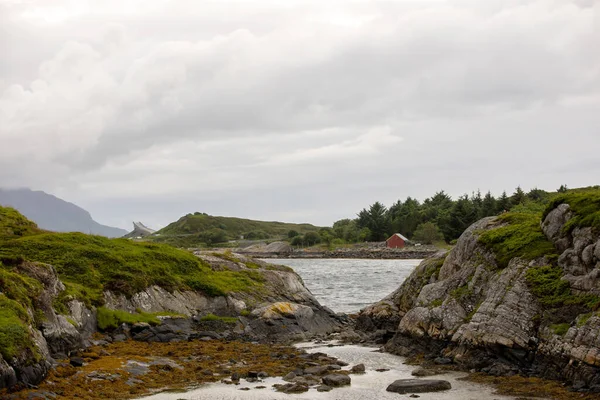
[357,188,600,391]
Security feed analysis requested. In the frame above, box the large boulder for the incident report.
[386,379,451,394]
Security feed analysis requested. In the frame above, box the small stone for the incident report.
[247,371,259,378]
[231,372,240,382]
[322,374,351,387]
[316,385,332,392]
[433,357,452,365]
[257,371,269,378]
[239,387,250,391]
[350,363,366,374]
[409,395,420,398]
[376,368,390,372]
[411,367,441,377]
[69,357,85,367]
[283,372,296,382]
[255,385,266,389]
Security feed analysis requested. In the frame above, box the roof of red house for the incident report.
[387,233,409,242]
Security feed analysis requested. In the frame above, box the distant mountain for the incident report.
[0,188,128,238]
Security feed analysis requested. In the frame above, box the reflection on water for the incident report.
[264,258,422,313]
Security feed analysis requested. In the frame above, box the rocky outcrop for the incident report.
[357,202,600,391]
[0,252,342,390]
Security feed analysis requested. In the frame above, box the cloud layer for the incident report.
[1,0,599,229]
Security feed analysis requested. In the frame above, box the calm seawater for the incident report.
[263,258,422,314]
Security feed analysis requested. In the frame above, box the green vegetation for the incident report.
[199,313,238,324]
[525,265,600,309]
[543,187,600,234]
[0,265,43,361]
[550,323,570,336]
[335,186,558,244]
[450,284,472,300]
[0,205,42,239]
[156,213,321,244]
[0,209,267,309]
[96,307,185,330]
[478,212,558,268]
[0,295,32,360]
[413,222,444,244]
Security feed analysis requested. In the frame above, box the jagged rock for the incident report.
[357,197,600,391]
[386,379,451,394]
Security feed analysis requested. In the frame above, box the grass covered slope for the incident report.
[0,265,44,361]
[477,187,600,317]
[157,212,321,239]
[0,209,266,309]
[0,205,43,238]
[543,187,600,234]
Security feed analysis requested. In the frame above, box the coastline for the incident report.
[237,249,438,260]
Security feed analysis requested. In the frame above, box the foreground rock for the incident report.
[357,193,600,392]
[322,373,351,387]
[386,379,451,394]
[4,339,342,399]
[0,251,344,390]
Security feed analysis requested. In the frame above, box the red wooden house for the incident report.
[386,233,408,249]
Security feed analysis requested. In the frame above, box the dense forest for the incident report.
[290,185,570,247]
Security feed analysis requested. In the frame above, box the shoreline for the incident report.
[237,250,438,260]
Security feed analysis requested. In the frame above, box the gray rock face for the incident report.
[386,379,451,394]
[357,200,600,390]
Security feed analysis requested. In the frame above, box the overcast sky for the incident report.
[1,0,599,230]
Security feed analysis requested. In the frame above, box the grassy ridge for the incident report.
[478,211,558,268]
[0,205,42,238]
[157,213,320,238]
[543,188,600,234]
[0,207,268,311]
[0,232,265,307]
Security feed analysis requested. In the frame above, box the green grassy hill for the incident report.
[0,207,265,310]
[154,212,321,245]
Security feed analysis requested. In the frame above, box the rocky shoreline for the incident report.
[238,249,437,260]
[354,199,600,394]
[0,252,346,393]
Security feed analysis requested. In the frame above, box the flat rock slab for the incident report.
[386,379,451,394]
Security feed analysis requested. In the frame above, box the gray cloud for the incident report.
[1,0,599,228]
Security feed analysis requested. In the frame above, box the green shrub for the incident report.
[525,265,600,309]
[550,323,570,336]
[96,307,165,330]
[543,188,600,234]
[478,212,557,268]
[199,313,238,324]
[0,295,34,360]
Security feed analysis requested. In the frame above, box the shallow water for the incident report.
[264,258,422,314]
[135,259,524,400]
[138,342,516,400]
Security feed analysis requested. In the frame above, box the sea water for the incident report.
[265,258,422,313]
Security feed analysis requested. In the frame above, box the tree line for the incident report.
[288,186,562,247]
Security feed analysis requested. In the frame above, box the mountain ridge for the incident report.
[0,188,127,238]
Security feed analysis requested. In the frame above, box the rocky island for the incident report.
[356,188,600,394]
